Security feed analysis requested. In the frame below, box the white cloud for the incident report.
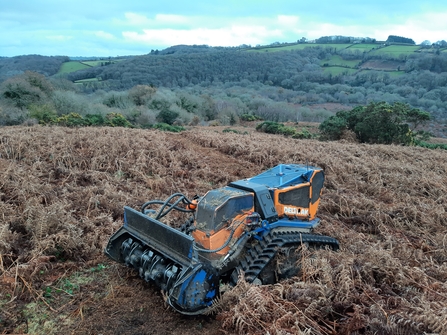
[154,14,190,25]
[120,12,193,29]
[45,35,73,42]
[399,11,447,43]
[94,31,115,40]
[3,1,447,56]
[277,15,300,27]
[122,12,153,26]
[123,24,284,47]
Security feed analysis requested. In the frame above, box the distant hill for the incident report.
[2,40,447,125]
[59,42,447,90]
[0,55,68,81]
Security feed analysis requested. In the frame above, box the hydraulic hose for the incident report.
[141,193,195,219]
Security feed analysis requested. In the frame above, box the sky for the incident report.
[2,0,447,57]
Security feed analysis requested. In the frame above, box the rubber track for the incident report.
[231,231,339,284]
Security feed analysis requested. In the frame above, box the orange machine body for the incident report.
[190,166,325,254]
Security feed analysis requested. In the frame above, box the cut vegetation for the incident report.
[1,125,446,334]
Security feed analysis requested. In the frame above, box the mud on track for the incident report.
[1,125,447,334]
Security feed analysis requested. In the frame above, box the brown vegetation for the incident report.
[1,125,446,334]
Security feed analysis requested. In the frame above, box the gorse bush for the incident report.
[318,115,347,140]
[27,110,132,128]
[292,128,312,139]
[84,114,105,126]
[256,121,297,137]
[319,101,431,145]
[105,113,133,127]
[56,113,87,127]
[240,113,262,121]
[256,121,314,139]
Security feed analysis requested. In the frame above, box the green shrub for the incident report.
[84,114,105,126]
[415,141,447,150]
[292,128,312,139]
[156,109,179,125]
[256,121,282,133]
[240,113,262,121]
[56,113,87,127]
[105,112,132,127]
[281,126,296,137]
[256,121,296,137]
[28,104,58,125]
[319,102,431,145]
[318,116,347,140]
[152,123,185,132]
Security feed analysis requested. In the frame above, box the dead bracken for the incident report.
[0,125,446,335]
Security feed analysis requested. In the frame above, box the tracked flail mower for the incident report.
[105,164,339,314]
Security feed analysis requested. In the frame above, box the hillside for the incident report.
[0,55,68,81]
[1,125,446,334]
[2,42,447,127]
[60,42,447,86]
[59,44,447,122]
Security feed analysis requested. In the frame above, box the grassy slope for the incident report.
[57,61,91,74]
[320,55,361,67]
[369,44,421,56]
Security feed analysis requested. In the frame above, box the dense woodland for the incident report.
[0,55,68,81]
[1,41,447,137]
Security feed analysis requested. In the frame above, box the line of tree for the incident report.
[316,36,376,44]
[386,35,416,45]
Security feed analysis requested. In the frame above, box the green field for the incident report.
[369,45,421,56]
[346,44,379,52]
[249,43,424,58]
[247,44,313,52]
[81,60,105,66]
[57,59,126,75]
[58,61,91,74]
[248,43,352,53]
[316,44,355,50]
[321,55,361,68]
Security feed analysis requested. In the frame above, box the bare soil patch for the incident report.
[359,60,405,71]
